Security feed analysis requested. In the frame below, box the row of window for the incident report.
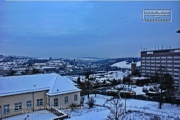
[142,56,180,59]
[142,64,180,67]
[142,58,179,60]
[65,95,78,104]
[143,60,169,62]
[3,98,43,114]
[141,59,180,63]
[141,71,179,76]
[54,95,78,106]
[3,95,79,114]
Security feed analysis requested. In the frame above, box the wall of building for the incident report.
[47,91,81,109]
[141,49,180,90]
[0,90,47,119]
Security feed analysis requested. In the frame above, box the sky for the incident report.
[0,1,179,58]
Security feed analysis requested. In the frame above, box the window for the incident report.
[37,99,43,106]
[4,104,10,114]
[26,100,32,108]
[54,98,58,107]
[74,95,78,102]
[64,96,68,104]
[14,102,22,111]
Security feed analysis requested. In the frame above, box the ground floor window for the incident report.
[74,95,78,102]
[14,102,22,112]
[37,99,43,106]
[54,98,58,107]
[27,100,32,108]
[65,96,68,104]
[4,104,10,114]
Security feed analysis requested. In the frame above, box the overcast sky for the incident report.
[0,1,179,58]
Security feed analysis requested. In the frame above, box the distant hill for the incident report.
[76,57,106,61]
[111,60,141,69]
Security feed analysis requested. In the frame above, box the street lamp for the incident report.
[176,30,180,33]
[176,29,180,48]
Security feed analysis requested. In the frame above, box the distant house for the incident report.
[0,70,10,76]
[0,73,81,119]
[131,77,150,86]
[33,63,47,67]
[40,66,58,73]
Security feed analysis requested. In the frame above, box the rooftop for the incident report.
[141,48,180,54]
[0,73,80,97]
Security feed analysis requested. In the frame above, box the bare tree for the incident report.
[107,95,125,120]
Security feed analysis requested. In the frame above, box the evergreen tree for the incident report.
[84,71,93,98]
[77,76,81,84]
[158,73,174,109]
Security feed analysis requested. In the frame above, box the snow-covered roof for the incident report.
[0,73,80,97]
[34,63,47,66]
[131,76,150,80]
[47,60,62,63]
[41,66,56,69]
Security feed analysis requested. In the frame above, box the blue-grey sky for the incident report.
[0,1,179,58]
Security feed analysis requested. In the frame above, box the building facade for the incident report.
[0,73,81,119]
[141,48,180,90]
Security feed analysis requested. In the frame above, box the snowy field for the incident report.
[64,94,180,120]
[2,110,58,120]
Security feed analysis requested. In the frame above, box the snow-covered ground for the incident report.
[64,94,180,120]
[111,61,141,69]
[114,84,145,95]
[4,94,180,120]
[133,86,145,95]
[3,110,58,120]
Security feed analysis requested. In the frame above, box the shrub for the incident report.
[69,103,77,111]
[174,116,180,120]
[80,96,85,105]
[150,114,161,120]
[87,97,96,108]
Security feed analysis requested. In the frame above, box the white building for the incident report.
[0,73,81,119]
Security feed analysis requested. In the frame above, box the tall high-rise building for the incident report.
[141,48,180,90]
